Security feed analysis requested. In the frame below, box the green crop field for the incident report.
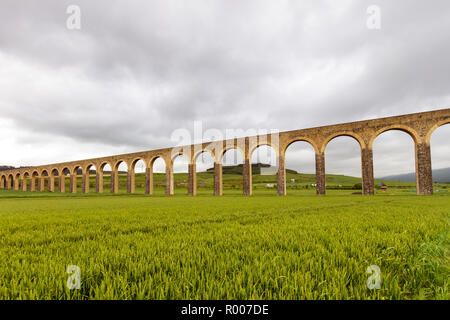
[0,179,448,300]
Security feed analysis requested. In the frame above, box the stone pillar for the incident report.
[188,163,197,196]
[38,177,45,192]
[315,152,326,195]
[21,177,27,191]
[13,177,19,191]
[82,174,89,193]
[111,170,119,194]
[70,175,77,193]
[145,167,152,195]
[277,155,286,196]
[30,177,36,192]
[127,169,135,194]
[58,176,65,193]
[165,165,174,195]
[361,148,375,195]
[48,176,55,192]
[415,142,433,195]
[243,159,252,196]
[213,162,223,196]
[96,172,103,193]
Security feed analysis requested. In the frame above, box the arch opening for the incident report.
[251,145,277,193]
[151,157,167,195]
[100,163,112,193]
[114,161,128,193]
[172,154,189,194]
[131,159,146,194]
[222,148,244,193]
[85,165,97,193]
[285,141,316,194]
[430,123,450,189]
[324,136,362,193]
[373,130,416,193]
[195,151,215,194]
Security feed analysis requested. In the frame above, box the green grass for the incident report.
[0,188,448,300]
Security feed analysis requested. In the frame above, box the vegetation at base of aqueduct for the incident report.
[0,189,448,300]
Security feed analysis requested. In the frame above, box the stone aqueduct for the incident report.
[1,109,449,196]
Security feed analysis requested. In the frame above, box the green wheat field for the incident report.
[0,172,449,300]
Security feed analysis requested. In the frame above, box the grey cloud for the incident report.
[0,0,449,176]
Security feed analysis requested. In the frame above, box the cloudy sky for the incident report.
[0,0,449,177]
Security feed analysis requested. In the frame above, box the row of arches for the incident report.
[1,123,448,195]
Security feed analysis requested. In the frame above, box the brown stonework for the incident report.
[361,148,375,195]
[277,155,286,196]
[58,175,65,193]
[48,176,55,192]
[242,159,252,196]
[315,152,326,195]
[96,172,103,193]
[188,163,196,196]
[415,142,433,195]
[70,175,77,193]
[127,170,135,194]
[111,170,118,194]
[82,174,89,193]
[165,165,174,195]
[145,167,152,195]
[1,109,448,197]
[21,176,28,191]
[213,162,223,196]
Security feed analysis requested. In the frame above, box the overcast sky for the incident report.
[0,0,449,177]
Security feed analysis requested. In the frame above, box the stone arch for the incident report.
[428,121,450,184]
[250,144,278,193]
[369,125,419,149]
[41,169,49,192]
[171,153,189,194]
[150,155,167,169]
[324,135,363,187]
[0,174,6,189]
[321,132,365,153]
[98,161,113,193]
[31,170,40,192]
[219,146,245,163]
[149,155,170,195]
[425,119,450,144]
[14,173,21,190]
[372,128,417,191]
[282,137,319,156]
[7,174,13,189]
[49,168,59,193]
[111,160,129,194]
[249,141,280,159]
[21,172,30,191]
[84,164,97,194]
[193,148,215,164]
[129,158,147,194]
[194,150,215,194]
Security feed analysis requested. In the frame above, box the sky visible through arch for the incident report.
[0,0,449,177]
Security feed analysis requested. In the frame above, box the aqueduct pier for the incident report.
[1,109,449,196]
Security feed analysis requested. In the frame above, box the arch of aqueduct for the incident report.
[1,109,449,196]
